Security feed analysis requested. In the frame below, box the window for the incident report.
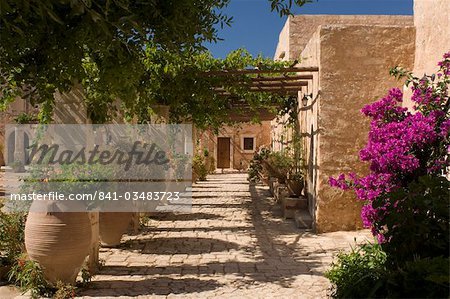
[243,137,255,151]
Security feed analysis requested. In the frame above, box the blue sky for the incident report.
[206,0,413,58]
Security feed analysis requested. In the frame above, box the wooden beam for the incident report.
[251,74,314,81]
[217,89,299,96]
[227,108,277,121]
[204,66,319,76]
[214,81,308,92]
[251,81,309,87]
[215,86,305,92]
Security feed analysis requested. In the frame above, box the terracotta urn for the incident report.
[99,212,133,247]
[25,202,92,285]
[287,179,304,196]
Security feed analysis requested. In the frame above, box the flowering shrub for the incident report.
[328,52,450,298]
[329,52,450,242]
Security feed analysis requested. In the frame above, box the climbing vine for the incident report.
[0,0,310,127]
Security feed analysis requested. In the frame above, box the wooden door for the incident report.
[217,137,230,168]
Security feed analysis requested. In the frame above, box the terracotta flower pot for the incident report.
[25,202,92,285]
[99,212,133,247]
[287,179,304,196]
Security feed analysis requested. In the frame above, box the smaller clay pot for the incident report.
[99,212,133,247]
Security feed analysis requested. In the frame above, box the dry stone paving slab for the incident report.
[73,173,372,298]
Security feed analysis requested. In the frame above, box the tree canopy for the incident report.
[0,0,311,127]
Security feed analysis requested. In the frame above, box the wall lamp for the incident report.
[301,93,313,107]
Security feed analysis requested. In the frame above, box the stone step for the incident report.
[281,196,308,219]
[282,196,308,209]
[294,210,313,229]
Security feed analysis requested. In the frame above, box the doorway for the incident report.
[217,137,231,168]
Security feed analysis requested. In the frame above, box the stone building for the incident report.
[272,0,449,232]
[1,0,448,235]
[197,121,272,171]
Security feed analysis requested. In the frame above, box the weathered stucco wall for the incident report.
[297,29,321,220]
[313,25,415,232]
[413,0,450,75]
[283,15,413,61]
[274,20,290,60]
[402,0,450,109]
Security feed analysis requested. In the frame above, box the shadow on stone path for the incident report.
[78,173,371,299]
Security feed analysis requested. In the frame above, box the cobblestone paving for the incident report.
[76,173,371,299]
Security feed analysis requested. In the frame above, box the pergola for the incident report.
[205,66,319,121]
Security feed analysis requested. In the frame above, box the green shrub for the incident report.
[192,154,208,181]
[247,160,262,182]
[0,211,26,265]
[327,242,450,298]
[171,152,190,180]
[54,281,76,299]
[326,243,387,298]
[8,255,51,298]
[207,156,216,174]
[373,175,449,266]
[247,147,270,182]
[9,254,84,298]
[372,175,450,298]
[386,256,450,298]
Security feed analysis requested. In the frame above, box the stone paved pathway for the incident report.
[75,173,371,298]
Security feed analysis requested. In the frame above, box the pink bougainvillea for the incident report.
[330,52,450,242]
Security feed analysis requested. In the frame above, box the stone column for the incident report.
[87,212,100,274]
[13,126,25,171]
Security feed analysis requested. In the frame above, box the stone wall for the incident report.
[275,15,413,62]
[274,20,290,60]
[304,25,415,232]
[402,0,450,109]
[274,14,416,232]
[296,29,321,220]
[413,0,450,75]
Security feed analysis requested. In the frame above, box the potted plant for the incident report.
[286,130,305,196]
[263,151,292,184]
[286,171,304,196]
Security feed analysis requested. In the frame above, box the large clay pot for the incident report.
[99,212,133,247]
[25,202,92,285]
[287,179,304,196]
